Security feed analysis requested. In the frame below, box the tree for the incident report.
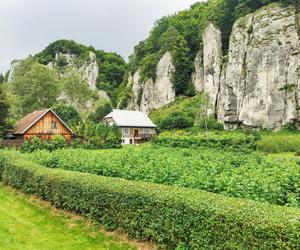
[0,74,4,84]
[0,86,10,138]
[60,72,92,109]
[171,34,194,95]
[52,103,82,128]
[11,59,59,116]
[89,100,112,123]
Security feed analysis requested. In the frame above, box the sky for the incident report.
[0,0,200,74]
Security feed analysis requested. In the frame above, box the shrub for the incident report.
[24,145,300,208]
[1,155,299,249]
[20,136,67,153]
[257,134,300,153]
[81,122,121,149]
[158,112,193,130]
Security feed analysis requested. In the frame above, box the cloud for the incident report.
[0,0,199,73]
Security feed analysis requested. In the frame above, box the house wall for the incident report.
[24,111,73,141]
[120,127,156,145]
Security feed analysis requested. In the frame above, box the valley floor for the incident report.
[0,184,136,250]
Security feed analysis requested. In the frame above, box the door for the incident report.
[134,129,139,137]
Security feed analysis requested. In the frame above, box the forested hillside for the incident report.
[1,40,127,128]
[0,0,298,135]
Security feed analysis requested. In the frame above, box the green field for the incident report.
[0,184,135,250]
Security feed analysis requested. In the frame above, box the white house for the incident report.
[104,109,157,144]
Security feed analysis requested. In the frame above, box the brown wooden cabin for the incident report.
[13,109,75,142]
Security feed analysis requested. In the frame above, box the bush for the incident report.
[158,112,193,130]
[196,116,224,131]
[20,136,67,153]
[82,122,121,149]
[257,134,300,153]
[0,154,299,249]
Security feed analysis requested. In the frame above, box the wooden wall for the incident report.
[24,111,72,141]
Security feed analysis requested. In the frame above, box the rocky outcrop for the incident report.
[202,23,223,115]
[127,70,143,110]
[220,4,300,129]
[192,51,204,92]
[51,51,99,91]
[7,60,22,83]
[128,52,176,113]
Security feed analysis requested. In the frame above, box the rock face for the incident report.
[7,60,22,83]
[126,4,299,130]
[52,51,99,91]
[128,52,176,113]
[202,23,223,115]
[192,51,204,92]
[220,4,300,129]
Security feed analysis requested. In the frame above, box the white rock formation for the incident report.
[127,70,143,110]
[202,23,223,115]
[192,51,204,92]
[129,52,176,114]
[141,52,176,113]
[79,51,99,91]
[220,5,300,129]
[7,60,22,83]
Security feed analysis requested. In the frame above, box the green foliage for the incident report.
[0,184,134,250]
[196,116,224,130]
[10,58,59,118]
[51,104,82,128]
[129,0,296,90]
[171,35,194,95]
[0,74,4,84]
[22,143,300,207]
[77,122,121,149]
[59,72,92,109]
[157,112,193,130]
[257,134,300,153]
[1,153,299,249]
[150,94,205,130]
[139,54,160,82]
[35,40,92,65]
[35,40,127,103]
[20,136,67,153]
[0,86,10,138]
[89,100,112,123]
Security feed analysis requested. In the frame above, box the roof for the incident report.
[13,109,75,135]
[104,109,157,128]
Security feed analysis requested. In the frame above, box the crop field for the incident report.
[17,145,300,208]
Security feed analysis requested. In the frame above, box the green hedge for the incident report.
[151,136,257,152]
[1,155,300,249]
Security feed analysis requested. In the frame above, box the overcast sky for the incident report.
[0,0,200,74]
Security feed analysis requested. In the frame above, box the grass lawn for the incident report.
[0,184,136,250]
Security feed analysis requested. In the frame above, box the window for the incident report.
[144,128,149,134]
[123,128,129,135]
[51,121,57,130]
[130,139,133,144]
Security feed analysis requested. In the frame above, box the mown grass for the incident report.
[0,184,136,250]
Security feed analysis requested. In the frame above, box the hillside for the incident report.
[3,40,127,122]
[124,0,299,130]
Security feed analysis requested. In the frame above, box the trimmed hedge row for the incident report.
[1,155,300,249]
[151,136,257,152]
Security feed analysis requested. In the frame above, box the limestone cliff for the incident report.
[128,52,176,114]
[129,4,299,130]
[220,4,300,129]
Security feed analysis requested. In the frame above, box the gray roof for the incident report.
[104,109,156,128]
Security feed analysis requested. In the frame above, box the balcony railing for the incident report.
[134,134,153,139]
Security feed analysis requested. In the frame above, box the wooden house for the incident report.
[13,109,75,142]
[104,109,157,144]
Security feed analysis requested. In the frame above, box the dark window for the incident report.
[51,121,57,129]
[130,139,133,144]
